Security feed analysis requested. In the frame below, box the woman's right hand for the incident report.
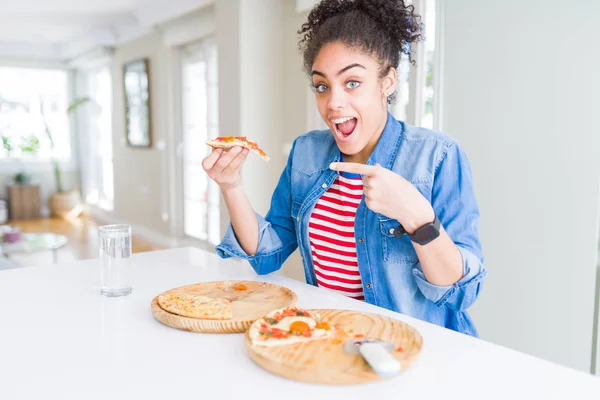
[201,146,250,192]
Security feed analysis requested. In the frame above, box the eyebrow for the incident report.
[311,63,366,78]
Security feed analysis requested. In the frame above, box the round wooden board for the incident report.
[245,309,423,385]
[151,280,298,334]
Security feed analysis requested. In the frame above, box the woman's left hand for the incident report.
[330,162,435,234]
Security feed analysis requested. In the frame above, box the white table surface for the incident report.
[1,247,599,400]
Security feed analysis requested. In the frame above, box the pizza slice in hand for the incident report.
[248,307,335,346]
[206,136,270,161]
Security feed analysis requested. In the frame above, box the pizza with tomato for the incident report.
[206,136,270,161]
[248,306,334,346]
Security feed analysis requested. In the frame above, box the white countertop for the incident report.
[1,247,598,399]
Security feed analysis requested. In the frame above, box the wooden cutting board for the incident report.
[151,280,297,334]
[245,308,423,384]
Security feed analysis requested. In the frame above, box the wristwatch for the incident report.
[393,214,441,246]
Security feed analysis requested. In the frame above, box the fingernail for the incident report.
[329,162,337,170]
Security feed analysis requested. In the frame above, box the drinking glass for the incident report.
[99,225,132,297]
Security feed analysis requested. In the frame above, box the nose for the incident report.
[327,87,346,111]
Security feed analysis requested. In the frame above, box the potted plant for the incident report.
[2,98,41,185]
[2,134,40,185]
[45,97,91,219]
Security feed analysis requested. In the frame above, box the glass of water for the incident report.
[99,225,132,297]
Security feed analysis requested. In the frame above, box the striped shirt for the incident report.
[308,172,365,300]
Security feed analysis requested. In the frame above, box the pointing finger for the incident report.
[329,162,378,176]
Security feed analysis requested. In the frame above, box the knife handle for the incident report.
[358,342,402,377]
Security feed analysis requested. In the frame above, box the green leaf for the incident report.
[67,97,91,114]
[1,135,12,152]
[19,135,40,154]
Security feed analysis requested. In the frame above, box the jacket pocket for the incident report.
[379,217,418,263]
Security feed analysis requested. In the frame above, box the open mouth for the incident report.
[331,117,357,140]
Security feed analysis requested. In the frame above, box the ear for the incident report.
[381,67,398,99]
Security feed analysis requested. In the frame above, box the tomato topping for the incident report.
[271,328,288,339]
[315,322,331,331]
[215,136,246,143]
[272,307,312,321]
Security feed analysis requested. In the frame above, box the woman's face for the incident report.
[311,42,396,163]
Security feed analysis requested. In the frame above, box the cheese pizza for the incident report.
[206,136,270,161]
[248,307,334,347]
[158,293,233,320]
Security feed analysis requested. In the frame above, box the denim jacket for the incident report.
[215,113,487,336]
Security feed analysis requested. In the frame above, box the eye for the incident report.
[346,80,360,89]
[313,83,328,93]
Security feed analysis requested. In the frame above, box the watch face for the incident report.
[414,225,435,241]
[413,222,440,245]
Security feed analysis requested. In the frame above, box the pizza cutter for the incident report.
[343,337,402,377]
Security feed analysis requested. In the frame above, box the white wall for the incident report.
[110,32,172,236]
[280,3,312,282]
[81,1,310,255]
[84,7,222,249]
[440,0,600,373]
[214,0,312,281]
[238,0,285,215]
[215,0,286,228]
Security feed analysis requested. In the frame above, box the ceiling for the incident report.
[0,0,146,44]
[0,0,212,60]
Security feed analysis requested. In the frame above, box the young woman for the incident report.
[202,0,486,336]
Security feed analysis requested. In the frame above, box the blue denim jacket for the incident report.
[215,113,486,336]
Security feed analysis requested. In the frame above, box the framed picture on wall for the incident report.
[123,58,152,148]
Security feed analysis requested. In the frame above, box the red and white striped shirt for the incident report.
[308,172,365,301]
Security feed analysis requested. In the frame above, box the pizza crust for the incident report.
[158,293,233,320]
[206,136,270,161]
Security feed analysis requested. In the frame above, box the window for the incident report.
[422,0,437,129]
[0,67,71,161]
[79,66,114,211]
[180,38,220,244]
[392,54,412,123]
[391,0,437,129]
